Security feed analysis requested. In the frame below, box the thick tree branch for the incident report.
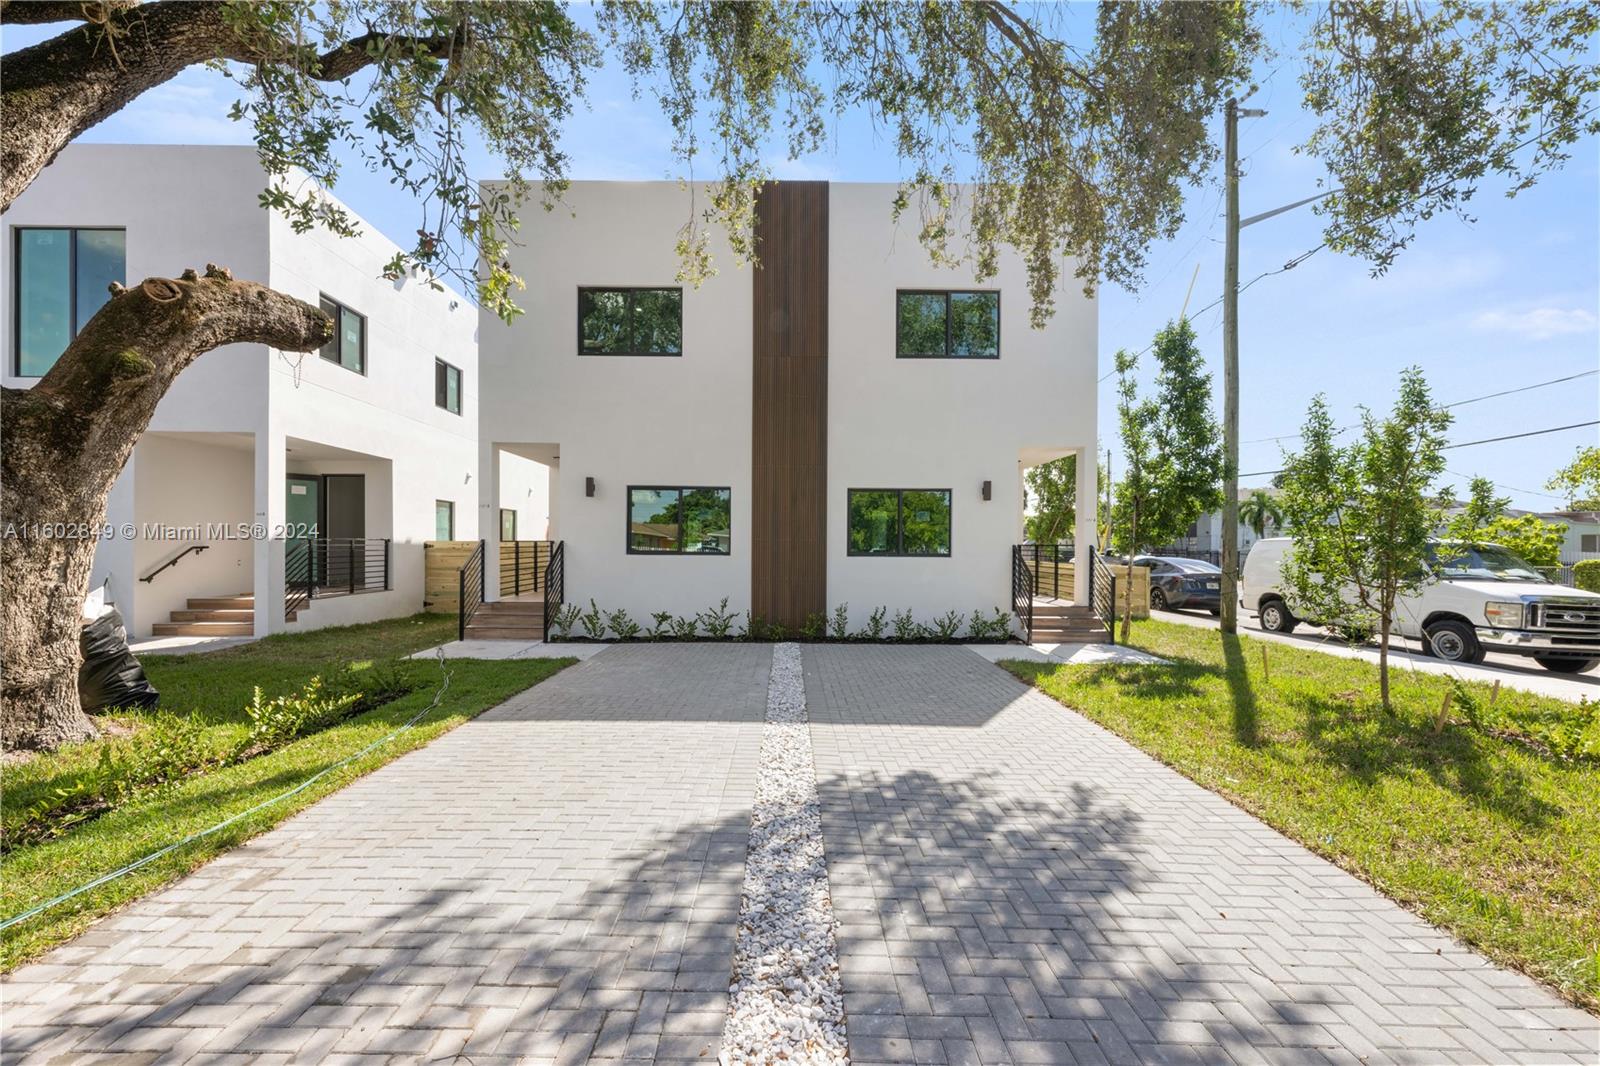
[1,0,454,211]
[0,0,131,24]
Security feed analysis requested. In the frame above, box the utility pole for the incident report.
[1220,96,1265,634]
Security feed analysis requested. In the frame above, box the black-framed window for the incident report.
[896,290,999,359]
[579,287,682,356]
[319,295,366,373]
[434,500,454,540]
[13,227,126,376]
[847,489,952,556]
[435,358,462,414]
[627,486,731,554]
[500,508,517,541]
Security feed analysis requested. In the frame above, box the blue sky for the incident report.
[7,13,1596,511]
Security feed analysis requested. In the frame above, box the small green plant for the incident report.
[768,621,789,641]
[606,608,641,641]
[580,598,606,640]
[829,603,850,641]
[550,603,582,639]
[1575,559,1600,593]
[985,606,1015,640]
[929,610,963,641]
[891,609,918,642]
[698,598,737,639]
[800,612,826,641]
[649,611,674,639]
[670,614,698,639]
[237,676,362,758]
[861,606,887,640]
[742,611,767,641]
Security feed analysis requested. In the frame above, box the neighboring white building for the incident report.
[0,144,530,638]
[476,181,1098,629]
[1181,487,1283,558]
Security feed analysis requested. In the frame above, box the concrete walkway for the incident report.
[4,645,1595,1064]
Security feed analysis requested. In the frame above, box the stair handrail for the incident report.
[1011,544,1034,643]
[1089,547,1117,646]
[284,537,316,620]
[458,539,486,641]
[139,544,209,583]
[543,540,565,639]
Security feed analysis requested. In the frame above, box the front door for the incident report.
[323,475,367,591]
[286,475,321,585]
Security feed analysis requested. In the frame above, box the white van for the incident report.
[1240,537,1600,674]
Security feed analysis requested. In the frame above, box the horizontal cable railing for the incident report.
[459,539,485,642]
[1020,541,1075,600]
[499,540,553,597]
[1090,548,1118,646]
[544,540,565,637]
[1011,545,1034,642]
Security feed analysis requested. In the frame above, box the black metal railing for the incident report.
[140,543,209,583]
[458,539,486,641]
[500,540,553,597]
[544,540,565,638]
[1011,544,1034,642]
[1020,541,1076,600]
[286,537,392,622]
[1089,547,1117,646]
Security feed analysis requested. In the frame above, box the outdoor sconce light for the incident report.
[585,476,596,498]
[981,480,992,501]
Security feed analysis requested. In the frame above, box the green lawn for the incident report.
[1,613,572,970]
[1002,620,1600,1013]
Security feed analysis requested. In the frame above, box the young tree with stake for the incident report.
[1277,368,1452,710]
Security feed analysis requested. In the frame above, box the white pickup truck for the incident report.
[1241,537,1600,674]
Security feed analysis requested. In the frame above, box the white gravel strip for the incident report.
[721,643,849,1065]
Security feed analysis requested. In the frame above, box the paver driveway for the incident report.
[806,646,1598,1065]
[3,643,1597,1065]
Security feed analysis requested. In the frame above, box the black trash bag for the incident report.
[79,606,159,712]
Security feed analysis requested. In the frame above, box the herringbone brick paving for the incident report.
[1,645,770,1065]
[805,645,1599,1066]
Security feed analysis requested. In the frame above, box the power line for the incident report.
[1239,369,1600,445]
[1443,469,1566,503]
[1238,419,1600,479]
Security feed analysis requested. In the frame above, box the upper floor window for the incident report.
[847,488,952,556]
[319,295,365,374]
[628,486,731,554]
[435,358,462,414]
[13,227,125,376]
[579,287,682,356]
[896,290,999,359]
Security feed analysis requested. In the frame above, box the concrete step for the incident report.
[169,608,253,623]
[187,595,254,610]
[152,621,255,637]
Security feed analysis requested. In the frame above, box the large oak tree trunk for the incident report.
[1,267,330,750]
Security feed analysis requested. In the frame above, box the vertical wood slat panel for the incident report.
[751,182,828,627]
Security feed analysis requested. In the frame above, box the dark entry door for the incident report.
[322,474,367,591]
[286,475,321,585]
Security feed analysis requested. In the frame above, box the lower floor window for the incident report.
[500,508,517,541]
[435,500,454,540]
[628,486,731,554]
[848,489,952,556]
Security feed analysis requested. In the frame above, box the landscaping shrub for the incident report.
[1575,559,1600,593]
[929,610,963,641]
[670,614,698,639]
[860,607,887,640]
[235,677,360,759]
[698,598,737,639]
[800,612,826,641]
[605,608,641,641]
[829,603,850,640]
[891,609,917,641]
[649,611,674,639]
[580,599,606,640]
[549,603,581,639]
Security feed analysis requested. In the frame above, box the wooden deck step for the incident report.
[187,595,254,610]
[169,608,254,623]
[152,620,254,637]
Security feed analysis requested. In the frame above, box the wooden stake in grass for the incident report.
[1261,644,1270,683]
[1433,688,1452,735]
[1489,679,1501,707]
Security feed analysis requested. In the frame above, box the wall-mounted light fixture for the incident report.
[585,476,596,498]
[981,480,992,501]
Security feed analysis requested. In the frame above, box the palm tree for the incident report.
[1240,490,1284,538]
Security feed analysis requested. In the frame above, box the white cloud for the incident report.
[1471,306,1598,341]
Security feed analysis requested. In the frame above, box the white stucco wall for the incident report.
[480,181,753,619]
[498,452,552,541]
[826,185,1097,623]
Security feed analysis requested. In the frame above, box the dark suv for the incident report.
[1134,556,1224,614]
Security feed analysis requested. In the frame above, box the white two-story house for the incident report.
[2,144,544,639]
[476,181,1099,633]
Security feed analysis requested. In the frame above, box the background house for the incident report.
[2,144,542,638]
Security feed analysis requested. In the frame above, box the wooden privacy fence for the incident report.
[425,540,555,612]
[499,540,553,597]
[1026,558,1150,619]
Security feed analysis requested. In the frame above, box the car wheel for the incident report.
[1209,607,1221,616]
[1425,620,1485,664]
[1149,587,1168,611]
[1259,599,1296,633]
[1534,656,1598,674]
